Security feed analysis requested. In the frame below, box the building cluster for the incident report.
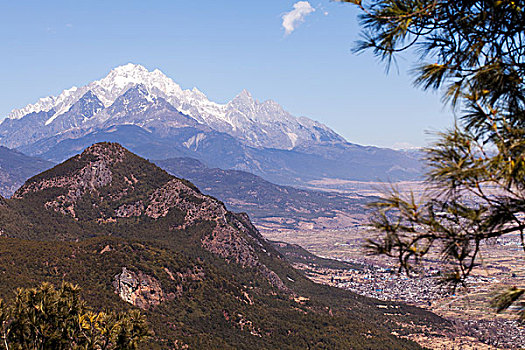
[310,260,524,349]
[453,318,525,349]
[334,265,446,306]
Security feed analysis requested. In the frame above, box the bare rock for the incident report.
[14,143,123,218]
[145,179,289,291]
[113,267,166,310]
[99,245,112,254]
[116,201,144,217]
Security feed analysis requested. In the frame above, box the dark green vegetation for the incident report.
[0,146,53,197]
[156,157,371,230]
[343,0,525,320]
[0,282,149,349]
[0,142,449,349]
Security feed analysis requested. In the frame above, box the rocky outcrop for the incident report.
[13,143,124,217]
[145,178,289,292]
[113,267,166,310]
[145,179,224,223]
[116,201,144,217]
[147,180,257,263]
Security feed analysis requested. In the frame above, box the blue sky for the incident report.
[0,0,453,148]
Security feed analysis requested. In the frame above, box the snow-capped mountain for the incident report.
[4,63,343,150]
[1,64,422,185]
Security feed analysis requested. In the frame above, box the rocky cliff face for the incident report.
[13,143,123,217]
[113,267,167,310]
[133,177,288,291]
[112,265,208,310]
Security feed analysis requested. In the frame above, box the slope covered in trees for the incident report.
[0,142,448,349]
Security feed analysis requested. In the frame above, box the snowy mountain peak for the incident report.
[101,63,152,90]
[191,87,207,98]
[3,64,346,150]
[6,64,186,121]
[110,63,149,75]
[7,85,81,120]
[229,89,255,108]
[101,63,174,91]
[90,64,184,107]
[238,89,253,99]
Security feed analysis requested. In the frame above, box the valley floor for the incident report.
[262,226,525,350]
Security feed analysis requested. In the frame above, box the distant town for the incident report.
[269,227,525,349]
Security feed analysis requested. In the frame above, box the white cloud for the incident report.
[282,1,316,36]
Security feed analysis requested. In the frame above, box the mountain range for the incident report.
[0,64,422,186]
[0,142,448,348]
[0,148,371,231]
[155,157,371,231]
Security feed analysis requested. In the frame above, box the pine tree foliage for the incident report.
[0,282,149,350]
[340,0,525,321]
